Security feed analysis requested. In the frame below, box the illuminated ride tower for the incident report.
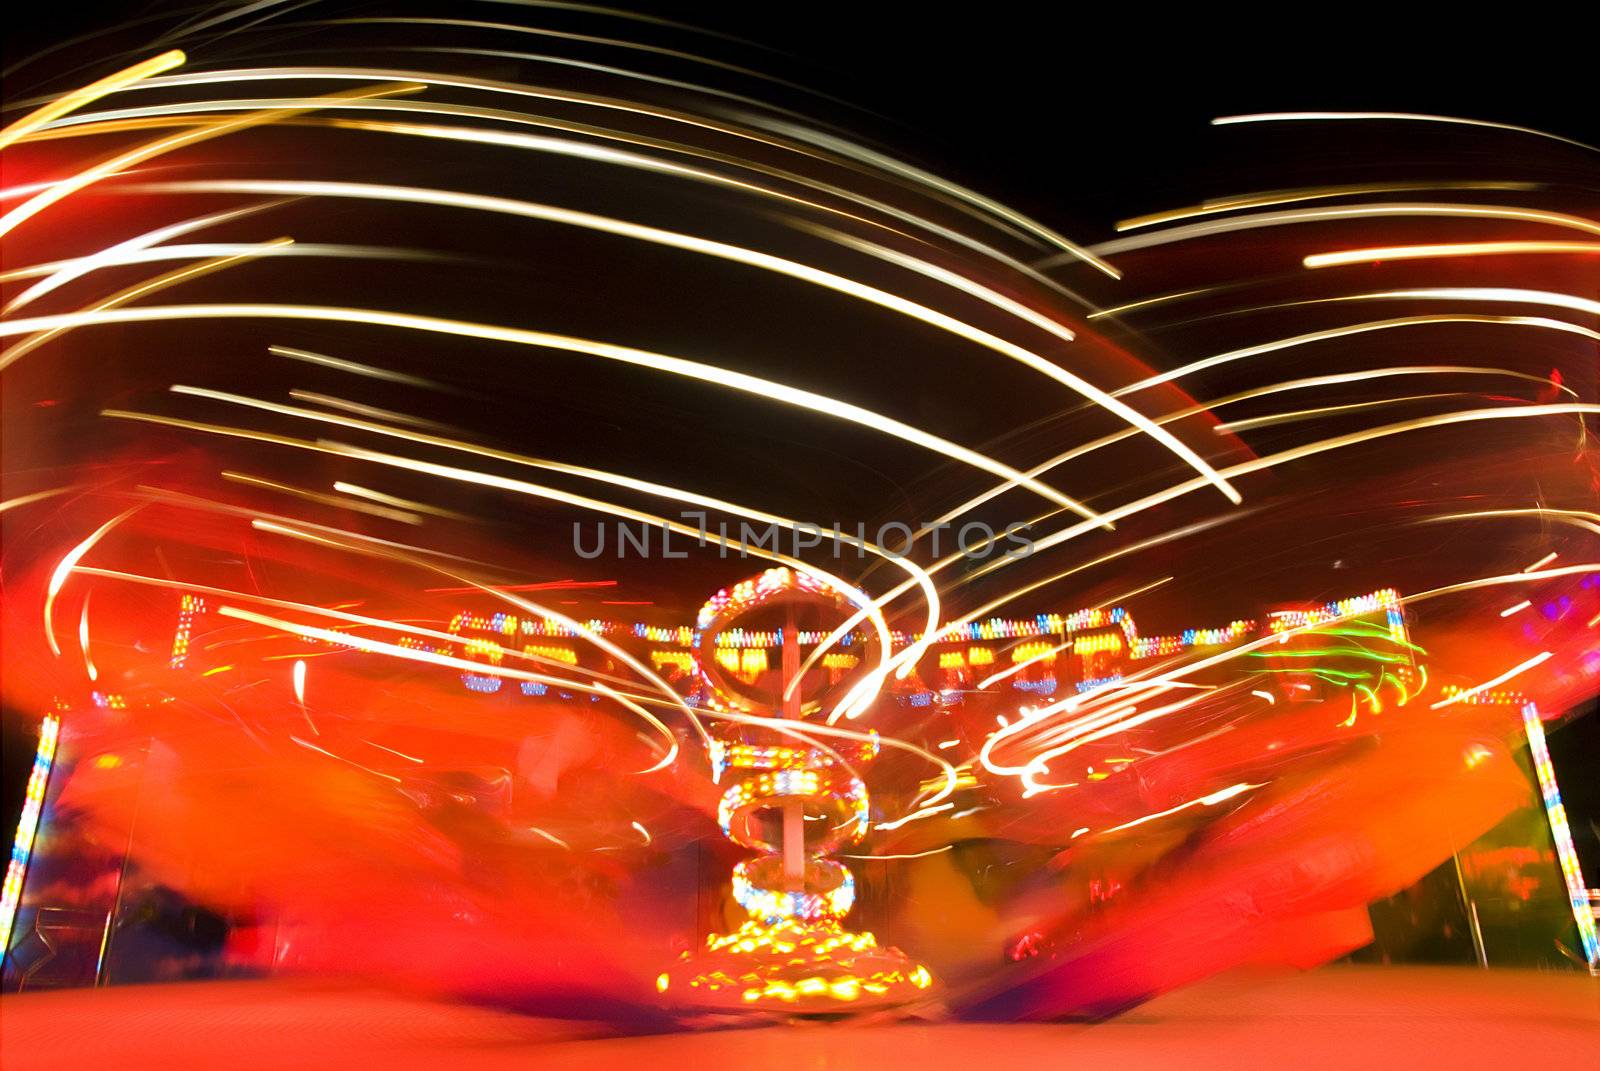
[658,568,934,1011]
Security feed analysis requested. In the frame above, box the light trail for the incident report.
[4,303,1100,519]
[41,64,1091,254]
[45,98,1086,303]
[1115,180,1542,230]
[0,81,420,238]
[1096,782,1265,835]
[1430,652,1553,709]
[1212,393,1472,434]
[44,508,140,657]
[2,200,286,312]
[2,240,298,371]
[1077,203,1600,261]
[221,470,424,524]
[101,177,1232,502]
[1111,316,1599,398]
[1304,240,1600,268]
[0,49,184,150]
[165,383,941,670]
[1212,111,1598,154]
[269,344,445,389]
[70,565,656,700]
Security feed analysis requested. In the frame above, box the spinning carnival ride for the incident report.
[5,563,1596,1007]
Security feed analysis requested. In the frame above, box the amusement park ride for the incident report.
[3,568,1596,1005]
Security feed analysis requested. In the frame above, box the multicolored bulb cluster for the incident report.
[1520,702,1599,967]
[710,628,856,649]
[693,567,832,632]
[168,594,204,669]
[1269,588,1407,643]
[658,919,933,1006]
[1,716,60,960]
[664,742,913,1007]
[662,569,933,1011]
[436,591,1409,712]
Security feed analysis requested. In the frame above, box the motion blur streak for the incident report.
[0,81,421,237]
[1430,652,1555,708]
[1007,404,1599,567]
[1082,202,1600,259]
[1114,180,1542,230]
[1212,110,1600,153]
[1112,316,1599,397]
[1303,240,1600,268]
[42,508,139,657]
[165,382,942,651]
[0,49,184,150]
[0,302,1104,518]
[2,6,1596,1035]
[108,180,1235,503]
[3,201,284,312]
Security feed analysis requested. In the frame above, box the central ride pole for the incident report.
[781,604,805,889]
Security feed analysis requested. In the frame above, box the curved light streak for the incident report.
[43,508,140,657]
[1111,316,1600,398]
[0,82,419,238]
[1212,111,1598,154]
[1115,180,1541,231]
[165,386,942,655]
[1075,203,1600,261]
[1304,240,1600,269]
[100,179,1234,502]
[0,301,1103,518]
[0,49,184,150]
[3,200,286,312]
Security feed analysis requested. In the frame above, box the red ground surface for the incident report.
[3,966,1596,1069]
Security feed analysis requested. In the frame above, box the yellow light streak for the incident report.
[1305,241,1600,268]
[1212,111,1598,154]
[331,482,477,522]
[163,383,936,701]
[102,177,1230,501]
[1115,180,1541,231]
[0,486,82,513]
[0,82,420,237]
[78,598,97,682]
[2,240,296,371]
[221,470,423,524]
[3,200,285,313]
[976,637,1075,690]
[1079,203,1600,261]
[1430,652,1553,709]
[288,390,453,432]
[1213,393,1467,434]
[2,301,1100,517]
[1112,316,1600,398]
[1099,782,1265,834]
[269,344,444,389]
[45,508,139,657]
[290,734,399,784]
[0,49,185,151]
